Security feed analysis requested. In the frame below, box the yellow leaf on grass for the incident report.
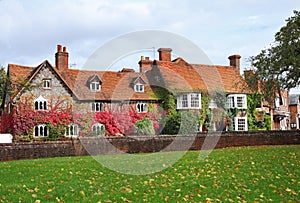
[285,188,291,192]
[80,190,85,197]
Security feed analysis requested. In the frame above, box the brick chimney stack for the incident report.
[228,54,241,72]
[55,44,69,70]
[139,56,153,73]
[158,48,172,61]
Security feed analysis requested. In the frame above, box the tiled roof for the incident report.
[146,58,249,94]
[8,64,35,98]
[7,50,249,103]
[146,59,207,93]
[193,64,250,94]
[58,69,156,101]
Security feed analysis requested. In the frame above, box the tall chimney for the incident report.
[158,48,172,61]
[228,54,241,72]
[139,56,153,73]
[55,45,69,70]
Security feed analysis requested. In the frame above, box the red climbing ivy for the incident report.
[7,99,162,139]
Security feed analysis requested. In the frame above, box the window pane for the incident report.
[237,118,246,131]
[40,126,44,137]
[191,93,199,108]
[66,126,70,135]
[182,94,188,108]
[73,125,77,135]
[100,125,105,136]
[44,126,48,136]
[35,101,39,110]
[237,96,245,108]
[44,101,47,110]
[227,96,234,108]
[34,126,39,137]
[70,125,74,135]
[142,104,147,112]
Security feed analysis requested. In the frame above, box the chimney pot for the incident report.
[63,46,67,52]
[57,45,62,52]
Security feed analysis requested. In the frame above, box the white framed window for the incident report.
[92,123,106,136]
[34,96,47,111]
[234,117,248,131]
[177,93,201,109]
[43,79,51,89]
[34,124,48,137]
[65,124,79,137]
[92,102,103,112]
[90,82,101,92]
[226,94,247,109]
[136,103,147,113]
[134,84,144,92]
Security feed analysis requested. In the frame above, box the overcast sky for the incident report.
[0,0,299,75]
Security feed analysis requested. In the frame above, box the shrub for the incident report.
[134,118,155,135]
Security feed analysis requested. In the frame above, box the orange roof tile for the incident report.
[8,64,35,98]
[58,69,157,101]
[146,59,249,94]
[193,64,250,94]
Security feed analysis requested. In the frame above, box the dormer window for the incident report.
[43,79,51,89]
[90,82,101,92]
[132,77,146,93]
[88,75,101,92]
[134,83,144,92]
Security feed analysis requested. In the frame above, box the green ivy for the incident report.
[247,92,271,130]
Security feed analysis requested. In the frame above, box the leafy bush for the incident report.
[134,118,155,135]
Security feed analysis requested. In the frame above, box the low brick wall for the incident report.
[0,130,299,161]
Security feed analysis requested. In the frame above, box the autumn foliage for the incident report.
[4,99,162,139]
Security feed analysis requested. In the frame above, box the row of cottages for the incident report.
[243,70,291,130]
[1,45,249,137]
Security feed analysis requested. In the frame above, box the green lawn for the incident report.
[0,145,299,202]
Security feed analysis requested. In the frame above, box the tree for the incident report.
[249,10,300,102]
[0,66,7,105]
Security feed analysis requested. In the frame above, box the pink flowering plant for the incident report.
[8,99,163,141]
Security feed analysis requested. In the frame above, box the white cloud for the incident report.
[0,0,299,76]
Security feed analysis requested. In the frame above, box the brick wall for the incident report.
[0,131,299,161]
